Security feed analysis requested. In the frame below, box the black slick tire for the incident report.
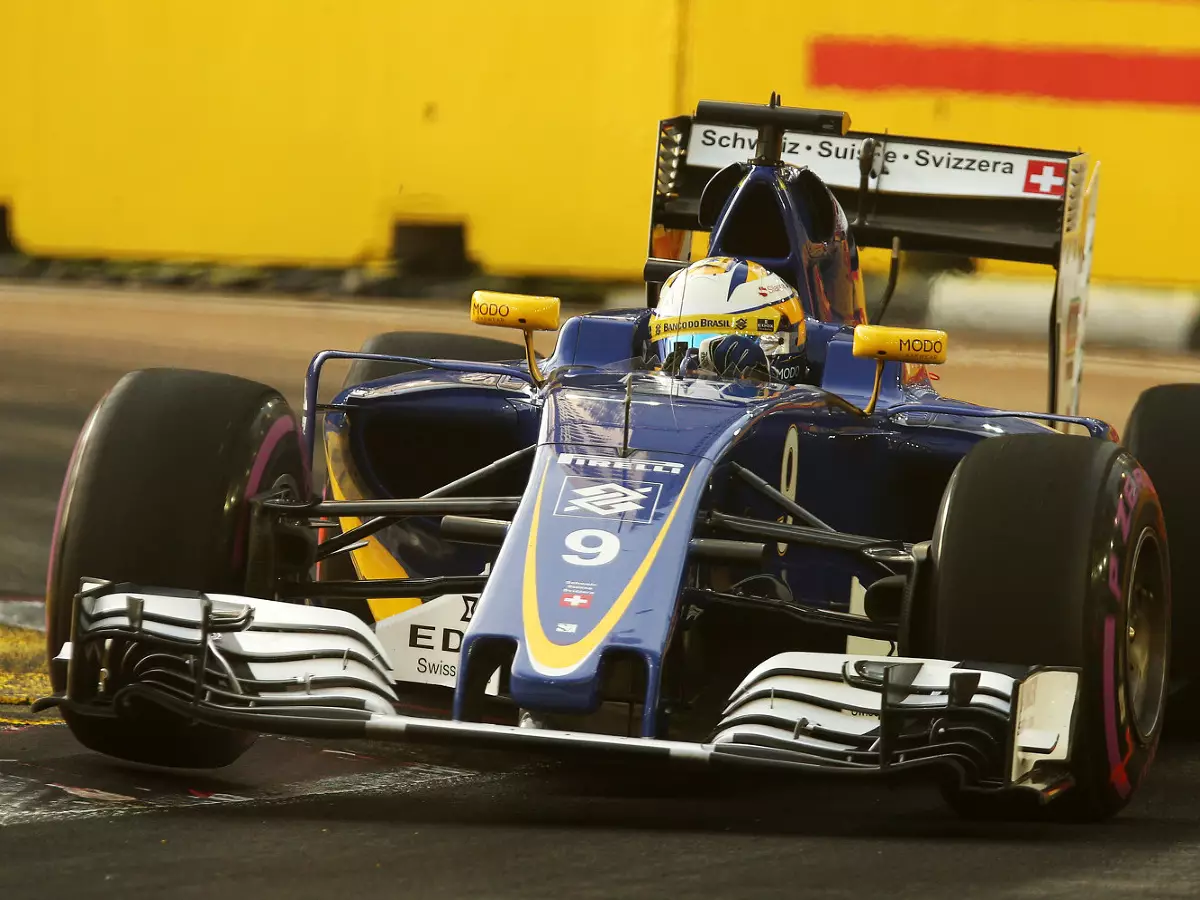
[343,331,521,387]
[318,331,521,586]
[917,434,1169,821]
[1125,384,1200,687]
[46,368,307,768]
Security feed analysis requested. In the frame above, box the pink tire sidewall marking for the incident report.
[232,415,299,570]
[245,415,298,501]
[1101,614,1132,798]
[44,400,104,632]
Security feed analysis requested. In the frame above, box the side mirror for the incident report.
[470,291,560,332]
[470,290,560,386]
[849,325,947,416]
[853,325,948,365]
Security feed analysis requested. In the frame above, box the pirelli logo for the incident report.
[558,453,685,476]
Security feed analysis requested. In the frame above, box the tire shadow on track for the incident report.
[5,734,1200,900]
[173,743,1200,845]
[59,747,1195,900]
[0,727,517,827]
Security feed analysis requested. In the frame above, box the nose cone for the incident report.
[455,375,758,735]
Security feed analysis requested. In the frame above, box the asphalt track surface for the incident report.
[5,284,1200,898]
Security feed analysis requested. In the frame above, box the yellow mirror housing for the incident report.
[853,325,948,365]
[470,291,560,332]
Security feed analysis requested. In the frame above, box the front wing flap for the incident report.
[53,585,1079,795]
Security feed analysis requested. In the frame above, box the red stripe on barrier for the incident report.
[810,38,1200,107]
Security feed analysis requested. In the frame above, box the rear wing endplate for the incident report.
[646,105,1099,417]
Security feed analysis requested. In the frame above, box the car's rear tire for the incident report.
[47,368,307,768]
[1126,385,1200,690]
[343,331,522,387]
[319,330,523,587]
[913,434,1169,821]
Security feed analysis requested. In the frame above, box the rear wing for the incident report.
[645,101,1100,418]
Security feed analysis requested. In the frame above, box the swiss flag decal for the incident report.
[1023,160,1068,196]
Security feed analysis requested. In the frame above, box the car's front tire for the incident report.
[911,434,1169,821]
[46,368,307,768]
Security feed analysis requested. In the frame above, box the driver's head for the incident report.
[650,257,808,383]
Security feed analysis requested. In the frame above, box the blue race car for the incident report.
[42,98,1186,821]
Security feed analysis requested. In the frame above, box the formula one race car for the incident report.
[40,98,1191,821]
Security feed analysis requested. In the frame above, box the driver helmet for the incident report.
[650,257,808,383]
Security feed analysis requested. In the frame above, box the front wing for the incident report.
[49,584,1080,797]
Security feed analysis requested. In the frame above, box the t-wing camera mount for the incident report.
[694,94,850,167]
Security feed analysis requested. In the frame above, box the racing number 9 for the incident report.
[563,529,620,566]
[778,425,799,556]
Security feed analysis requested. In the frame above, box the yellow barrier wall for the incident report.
[0,4,31,210]
[1,0,1199,284]
[0,1,680,277]
[683,0,1200,285]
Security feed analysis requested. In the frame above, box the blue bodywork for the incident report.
[311,159,1114,739]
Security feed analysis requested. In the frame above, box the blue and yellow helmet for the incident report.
[650,257,808,383]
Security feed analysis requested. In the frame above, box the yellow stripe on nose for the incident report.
[522,464,694,674]
[323,439,420,621]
